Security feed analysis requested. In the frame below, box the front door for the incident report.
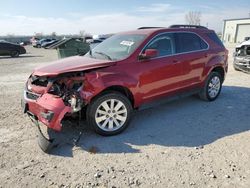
[137,33,184,103]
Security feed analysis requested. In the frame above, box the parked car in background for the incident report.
[234,40,250,73]
[0,40,26,57]
[30,37,40,46]
[33,38,55,48]
[20,41,31,46]
[22,25,228,152]
[41,39,58,48]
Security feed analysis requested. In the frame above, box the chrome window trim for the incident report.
[139,31,210,60]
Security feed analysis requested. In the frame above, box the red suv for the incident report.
[22,25,228,151]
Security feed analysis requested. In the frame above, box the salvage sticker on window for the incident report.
[120,41,134,46]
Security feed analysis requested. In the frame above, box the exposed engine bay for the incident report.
[235,44,250,57]
[28,72,86,113]
[22,71,89,152]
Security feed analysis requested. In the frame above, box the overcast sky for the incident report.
[0,0,249,36]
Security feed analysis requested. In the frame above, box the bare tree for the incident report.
[34,32,43,37]
[185,11,201,25]
[6,33,15,37]
[79,30,85,37]
[51,32,57,37]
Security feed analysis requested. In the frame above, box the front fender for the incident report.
[81,71,140,107]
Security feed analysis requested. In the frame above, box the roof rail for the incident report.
[169,25,208,29]
[137,27,165,30]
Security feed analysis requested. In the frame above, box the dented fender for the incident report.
[81,70,140,107]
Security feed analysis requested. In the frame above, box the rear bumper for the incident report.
[233,56,250,73]
[22,90,72,132]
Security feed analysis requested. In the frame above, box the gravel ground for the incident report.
[0,46,249,188]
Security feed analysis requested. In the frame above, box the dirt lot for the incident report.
[0,46,249,188]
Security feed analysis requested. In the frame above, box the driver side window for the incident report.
[145,33,175,57]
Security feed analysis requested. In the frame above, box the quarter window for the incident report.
[144,33,175,57]
[175,33,208,53]
[207,33,224,47]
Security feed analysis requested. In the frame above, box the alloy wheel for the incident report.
[95,99,128,132]
[208,76,221,98]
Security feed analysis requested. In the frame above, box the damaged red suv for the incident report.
[22,25,228,151]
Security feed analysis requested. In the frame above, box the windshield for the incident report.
[85,34,146,61]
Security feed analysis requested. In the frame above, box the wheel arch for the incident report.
[203,54,226,83]
[211,66,225,82]
[89,85,135,108]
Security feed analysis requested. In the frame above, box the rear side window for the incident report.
[207,33,224,47]
[175,33,208,53]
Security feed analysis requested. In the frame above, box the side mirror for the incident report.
[139,49,158,60]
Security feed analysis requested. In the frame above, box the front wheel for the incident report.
[199,72,222,101]
[87,92,133,136]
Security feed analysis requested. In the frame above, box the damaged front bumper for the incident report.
[22,91,72,131]
[22,91,73,152]
[233,56,250,73]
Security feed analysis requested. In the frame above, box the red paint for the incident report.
[27,94,71,131]
[24,27,228,132]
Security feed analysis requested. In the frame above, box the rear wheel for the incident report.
[87,92,132,136]
[199,72,222,101]
[10,50,19,57]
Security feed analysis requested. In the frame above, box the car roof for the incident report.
[118,27,212,36]
[0,40,19,45]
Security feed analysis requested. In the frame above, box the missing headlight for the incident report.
[48,82,63,96]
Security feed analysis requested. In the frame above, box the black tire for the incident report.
[10,50,19,57]
[37,125,61,153]
[199,71,222,101]
[37,44,41,48]
[87,92,133,136]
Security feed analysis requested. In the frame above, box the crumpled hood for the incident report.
[33,56,115,76]
[236,40,250,48]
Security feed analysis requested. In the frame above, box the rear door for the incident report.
[174,32,209,88]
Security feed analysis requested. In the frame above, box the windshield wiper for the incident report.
[94,51,112,60]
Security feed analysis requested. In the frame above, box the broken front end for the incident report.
[234,44,250,73]
[22,72,87,130]
[22,72,89,151]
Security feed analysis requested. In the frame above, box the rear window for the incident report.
[175,33,208,53]
[207,33,224,47]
